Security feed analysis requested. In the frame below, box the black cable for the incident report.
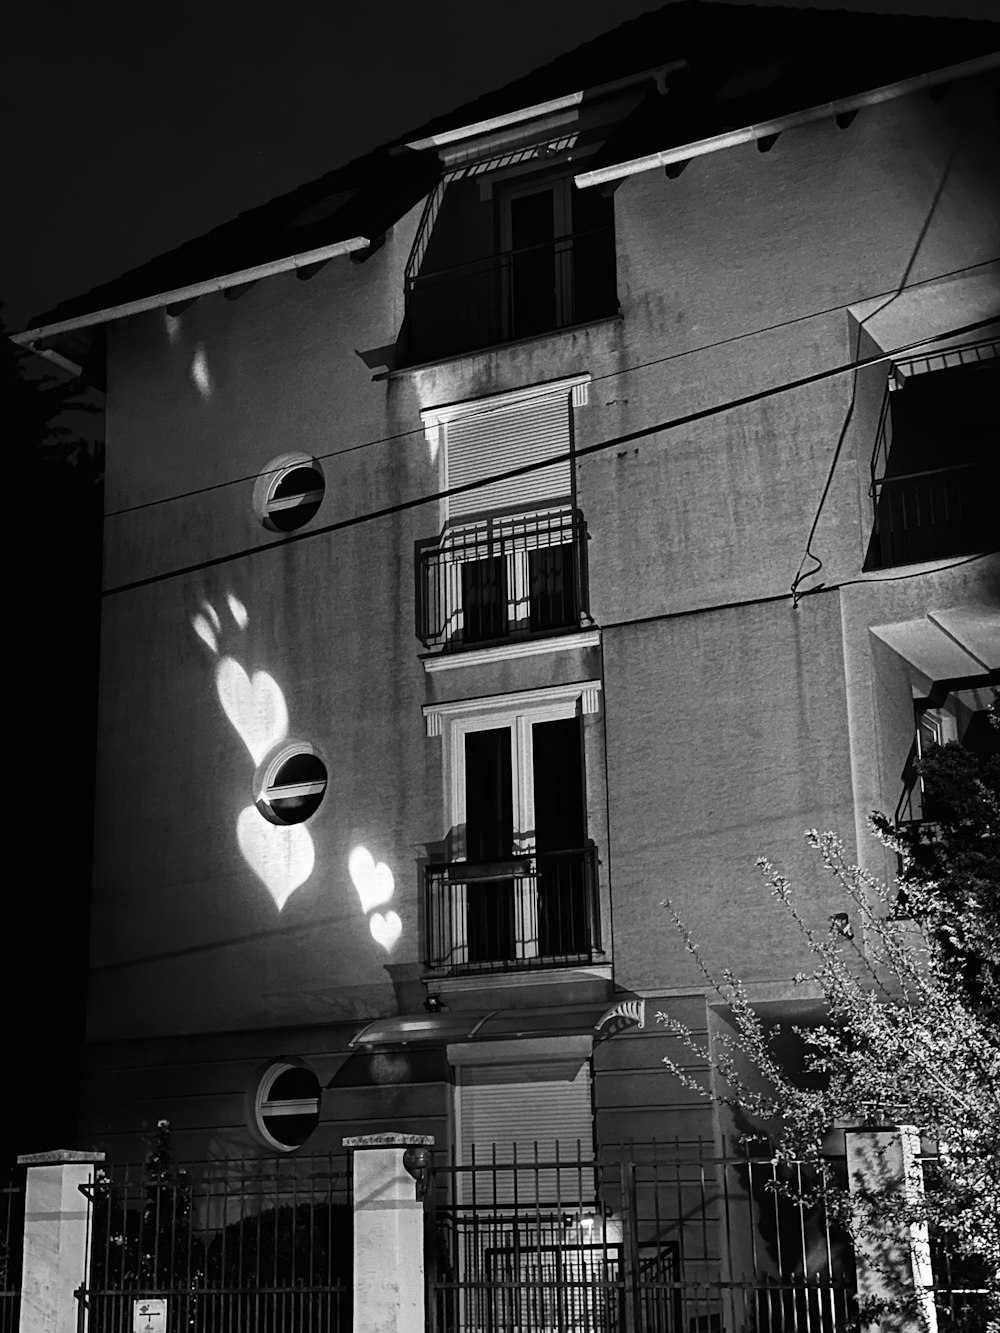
[599,550,999,634]
[102,257,1000,521]
[103,316,998,598]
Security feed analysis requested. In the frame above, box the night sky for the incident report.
[2,0,997,333]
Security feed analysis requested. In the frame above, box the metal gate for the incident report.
[424,1141,857,1333]
[76,1152,351,1333]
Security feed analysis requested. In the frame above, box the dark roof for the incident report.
[26,1,999,334]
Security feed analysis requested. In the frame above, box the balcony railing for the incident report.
[404,225,617,364]
[867,461,995,569]
[416,507,588,652]
[424,847,600,975]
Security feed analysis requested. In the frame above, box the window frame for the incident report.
[425,682,602,863]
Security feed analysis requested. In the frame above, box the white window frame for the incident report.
[424,682,601,966]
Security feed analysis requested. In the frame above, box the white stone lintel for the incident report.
[424,678,602,736]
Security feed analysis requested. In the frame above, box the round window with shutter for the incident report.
[254,743,328,825]
[254,453,325,532]
[252,1061,322,1152]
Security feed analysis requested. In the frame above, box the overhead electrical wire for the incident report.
[102,315,998,599]
[101,256,999,521]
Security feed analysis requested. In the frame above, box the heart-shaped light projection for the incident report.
[348,846,395,913]
[369,911,402,952]
[216,657,289,765]
[237,806,315,910]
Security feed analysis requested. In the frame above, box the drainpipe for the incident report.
[574,53,1000,189]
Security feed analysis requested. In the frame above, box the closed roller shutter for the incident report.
[458,1059,593,1204]
[446,391,572,520]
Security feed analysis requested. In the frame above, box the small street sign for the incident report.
[132,1298,167,1333]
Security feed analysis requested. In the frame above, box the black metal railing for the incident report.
[77,1153,351,1333]
[0,1167,24,1333]
[868,461,995,569]
[424,846,599,974]
[866,351,998,570]
[405,224,617,363]
[416,507,588,652]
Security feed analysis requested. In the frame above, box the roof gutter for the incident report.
[11,235,371,348]
[574,52,1000,189]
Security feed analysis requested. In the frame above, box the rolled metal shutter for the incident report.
[458,1059,593,1204]
[446,391,572,520]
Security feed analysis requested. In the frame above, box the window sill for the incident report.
[429,963,612,994]
[422,627,601,672]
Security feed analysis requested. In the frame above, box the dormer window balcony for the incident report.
[403,171,617,365]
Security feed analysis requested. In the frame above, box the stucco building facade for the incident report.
[17,3,999,1185]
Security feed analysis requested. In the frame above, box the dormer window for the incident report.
[404,165,616,364]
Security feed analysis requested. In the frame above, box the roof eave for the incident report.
[12,235,371,347]
[574,51,1000,188]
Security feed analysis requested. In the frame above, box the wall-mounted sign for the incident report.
[133,1299,167,1333]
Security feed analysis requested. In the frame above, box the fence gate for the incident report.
[424,1141,858,1333]
[76,1152,351,1333]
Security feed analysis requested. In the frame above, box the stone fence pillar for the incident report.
[343,1133,434,1333]
[17,1149,105,1333]
[845,1126,936,1333]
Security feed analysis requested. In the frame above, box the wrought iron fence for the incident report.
[424,846,600,974]
[77,1153,351,1333]
[405,225,617,363]
[0,1166,24,1333]
[426,1141,859,1333]
[416,507,588,652]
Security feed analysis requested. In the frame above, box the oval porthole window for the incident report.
[254,454,325,532]
[253,1061,322,1152]
[256,744,328,825]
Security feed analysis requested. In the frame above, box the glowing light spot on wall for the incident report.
[192,595,316,910]
[227,593,248,629]
[349,845,401,952]
[349,847,395,913]
[192,613,218,652]
[215,658,289,765]
[237,806,315,910]
[191,345,212,398]
[164,310,182,345]
[369,911,402,951]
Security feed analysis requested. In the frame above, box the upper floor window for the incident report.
[865,347,998,570]
[404,167,617,365]
[418,378,591,654]
[423,682,603,975]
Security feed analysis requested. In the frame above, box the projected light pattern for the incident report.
[191,597,404,951]
[191,345,212,398]
[349,846,402,951]
[192,597,311,908]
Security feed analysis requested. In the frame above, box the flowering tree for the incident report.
[657,727,1000,1326]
